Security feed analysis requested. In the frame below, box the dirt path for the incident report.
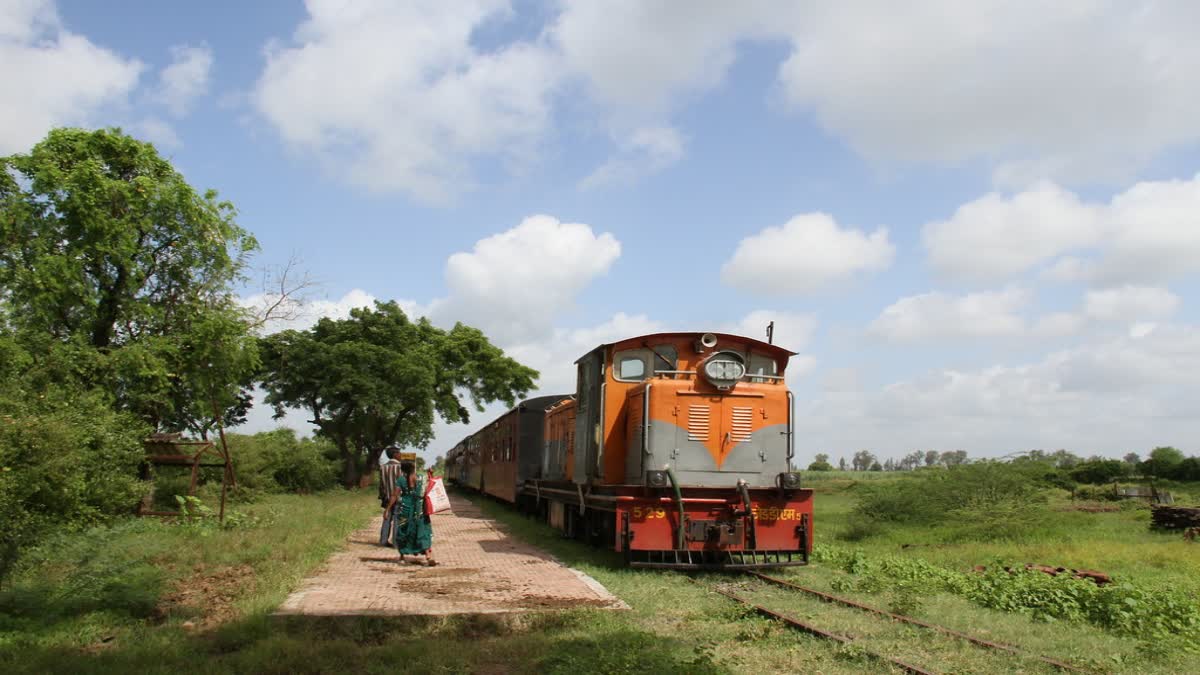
[274,493,627,616]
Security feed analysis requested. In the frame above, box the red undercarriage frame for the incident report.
[615,486,814,569]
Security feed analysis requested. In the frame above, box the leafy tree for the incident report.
[258,301,537,486]
[808,452,833,471]
[924,450,939,467]
[1143,446,1185,478]
[0,333,146,581]
[1123,452,1140,466]
[900,451,923,470]
[852,450,876,471]
[1049,449,1081,469]
[1171,457,1200,481]
[1069,460,1129,485]
[940,450,968,466]
[0,127,259,430]
[883,458,895,471]
[838,457,847,471]
[869,461,883,472]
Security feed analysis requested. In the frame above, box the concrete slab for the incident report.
[275,493,627,617]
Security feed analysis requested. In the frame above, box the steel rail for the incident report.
[693,579,939,675]
[748,572,1094,674]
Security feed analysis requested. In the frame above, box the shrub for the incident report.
[224,429,338,494]
[815,544,1200,651]
[0,382,146,582]
[1069,460,1129,485]
[853,461,1046,530]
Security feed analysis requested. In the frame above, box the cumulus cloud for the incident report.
[552,1,779,114]
[579,126,685,189]
[721,213,894,294]
[924,175,1200,285]
[152,43,212,117]
[798,324,1200,457]
[922,183,1099,283]
[134,116,181,150]
[550,2,1200,186]
[869,288,1031,341]
[433,215,621,343]
[1083,286,1179,322]
[0,0,143,153]
[254,0,560,202]
[870,284,1182,343]
[776,2,1200,184]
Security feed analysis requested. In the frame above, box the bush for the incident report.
[0,381,146,582]
[224,429,338,494]
[1069,460,1129,485]
[853,461,1045,526]
[814,544,1200,651]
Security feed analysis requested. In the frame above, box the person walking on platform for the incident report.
[385,458,436,566]
[378,446,404,546]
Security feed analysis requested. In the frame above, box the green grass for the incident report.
[2,482,1195,674]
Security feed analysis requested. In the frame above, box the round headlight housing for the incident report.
[702,351,746,390]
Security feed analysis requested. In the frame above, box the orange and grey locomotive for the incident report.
[447,331,813,570]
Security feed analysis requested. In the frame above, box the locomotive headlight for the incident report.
[702,351,746,390]
[778,471,802,489]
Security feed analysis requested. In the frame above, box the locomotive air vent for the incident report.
[687,405,710,441]
[730,406,753,443]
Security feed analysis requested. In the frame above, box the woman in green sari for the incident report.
[386,461,435,565]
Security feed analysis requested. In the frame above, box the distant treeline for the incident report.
[807,447,1199,483]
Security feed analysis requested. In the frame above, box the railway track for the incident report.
[692,572,1098,675]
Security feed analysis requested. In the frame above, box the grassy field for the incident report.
[1,479,1195,674]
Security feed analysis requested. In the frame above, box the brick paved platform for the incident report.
[275,493,627,616]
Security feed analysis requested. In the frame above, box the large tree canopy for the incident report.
[258,301,538,486]
[0,128,260,430]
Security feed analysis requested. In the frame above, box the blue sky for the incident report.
[6,1,1200,464]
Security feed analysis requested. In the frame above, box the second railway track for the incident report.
[692,572,1099,675]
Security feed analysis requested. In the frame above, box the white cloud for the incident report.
[1083,286,1179,322]
[552,1,779,114]
[134,117,181,150]
[579,126,685,189]
[434,215,621,343]
[922,183,1100,283]
[721,213,894,294]
[924,175,1200,285]
[870,284,1181,343]
[798,324,1200,457]
[551,3,1200,186]
[869,288,1031,341]
[152,43,212,117]
[0,0,143,154]
[254,0,560,202]
[777,2,1200,185]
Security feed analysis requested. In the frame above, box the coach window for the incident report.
[614,350,647,381]
[748,353,778,383]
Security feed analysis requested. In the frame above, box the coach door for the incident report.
[573,349,603,484]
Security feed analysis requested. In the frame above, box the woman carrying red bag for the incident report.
[385,460,436,566]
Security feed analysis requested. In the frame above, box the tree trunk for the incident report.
[338,439,360,488]
[366,446,384,472]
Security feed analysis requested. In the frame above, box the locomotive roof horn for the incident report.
[695,332,718,352]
